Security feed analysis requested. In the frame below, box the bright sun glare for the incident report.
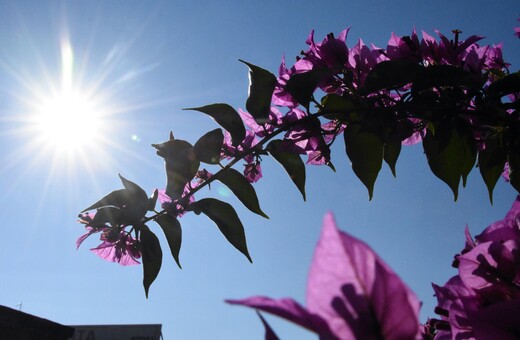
[31,40,104,154]
[34,89,102,152]
[23,39,111,161]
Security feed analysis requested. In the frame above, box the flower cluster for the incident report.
[426,196,520,339]
[223,27,515,188]
[77,212,141,266]
[277,28,506,94]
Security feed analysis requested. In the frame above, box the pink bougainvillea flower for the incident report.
[243,161,262,183]
[429,196,520,339]
[238,107,283,138]
[227,212,421,339]
[158,184,196,218]
[90,227,141,266]
[386,29,422,63]
[77,212,141,266]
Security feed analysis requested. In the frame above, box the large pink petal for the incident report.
[225,296,334,337]
[306,212,421,340]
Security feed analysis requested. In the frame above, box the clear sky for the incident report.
[0,1,519,339]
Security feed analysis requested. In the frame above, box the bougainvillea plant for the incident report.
[77,23,520,337]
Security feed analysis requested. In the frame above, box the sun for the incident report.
[33,89,103,153]
[29,40,105,155]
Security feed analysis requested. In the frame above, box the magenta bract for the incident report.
[227,212,421,339]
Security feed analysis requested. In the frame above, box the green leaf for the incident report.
[422,119,476,201]
[194,128,224,164]
[320,94,360,122]
[360,60,422,95]
[412,65,482,95]
[239,60,276,124]
[455,119,477,188]
[89,206,120,226]
[478,137,507,203]
[266,140,306,201]
[81,175,149,225]
[383,141,401,177]
[285,69,327,109]
[81,189,129,212]
[155,214,182,269]
[119,174,146,195]
[344,124,384,200]
[82,175,147,212]
[153,139,200,200]
[487,72,520,98]
[217,168,268,218]
[140,225,163,298]
[147,189,159,211]
[188,198,252,262]
[184,104,245,147]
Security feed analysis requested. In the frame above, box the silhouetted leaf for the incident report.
[81,175,149,225]
[286,69,328,109]
[360,60,422,95]
[217,168,268,218]
[487,72,520,98]
[194,128,224,164]
[320,94,360,122]
[188,198,252,262]
[240,60,276,124]
[423,119,476,201]
[140,225,162,298]
[147,189,159,211]
[455,119,477,187]
[155,214,182,269]
[185,104,245,146]
[344,124,384,200]
[90,207,120,226]
[383,141,401,177]
[153,139,200,200]
[81,189,128,212]
[266,140,306,201]
[412,65,481,95]
[478,137,507,203]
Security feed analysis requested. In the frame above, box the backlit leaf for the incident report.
[188,198,252,262]
[266,140,306,201]
[240,60,276,124]
[383,141,401,177]
[185,104,245,146]
[155,214,182,269]
[194,128,224,164]
[487,72,520,98]
[344,124,384,200]
[286,69,327,109]
[478,137,507,204]
[423,118,476,201]
[81,175,149,225]
[217,168,268,218]
[412,65,482,95]
[140,225,163,298]
[320,94,360,122]
[360,60,421,95]
[153,139,200,200]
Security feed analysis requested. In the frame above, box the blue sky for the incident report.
[0,1,519,339]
